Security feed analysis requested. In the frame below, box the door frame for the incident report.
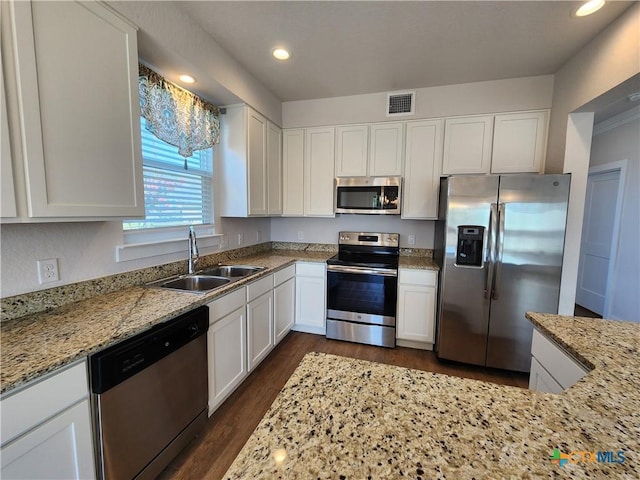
[579,159,627,317]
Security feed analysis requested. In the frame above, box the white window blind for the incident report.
[124,118,213,230]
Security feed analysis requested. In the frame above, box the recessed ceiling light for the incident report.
[573,0,605,17]
[272,48,291,60]
[179,74,196,84]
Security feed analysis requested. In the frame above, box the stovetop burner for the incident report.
[327,231,400,269]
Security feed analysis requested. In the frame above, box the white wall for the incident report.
[283,75,554,128]
[271,216,434,249]
[589,114,640,321]
[551,4,640,315]
[0,217,270,297]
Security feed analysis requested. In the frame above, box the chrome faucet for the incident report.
[188,226,199,274]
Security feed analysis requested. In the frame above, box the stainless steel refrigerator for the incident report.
[434,174,570,372]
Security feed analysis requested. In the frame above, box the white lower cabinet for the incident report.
[0,361,95,479]
[246,276,274,371]
[294,262,327,335]
[274,265,296,344]
[396,269,438,349]
[529,328,589,393]
[207,288,248,414]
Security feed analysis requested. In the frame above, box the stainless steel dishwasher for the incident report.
[90,306,209,480]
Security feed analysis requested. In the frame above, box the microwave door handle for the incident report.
[484,203,498,300]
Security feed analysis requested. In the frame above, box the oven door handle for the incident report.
[326,265,398,277]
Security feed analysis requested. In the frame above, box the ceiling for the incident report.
[176,1,634,103]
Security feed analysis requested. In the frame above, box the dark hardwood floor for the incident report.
[158,332,529,480]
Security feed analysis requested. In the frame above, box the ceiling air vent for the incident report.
[386,90,415,117]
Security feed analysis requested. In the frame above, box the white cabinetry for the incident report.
[5,0,143,219]
[368,122,404,176]
[402,119,443,219]
[442,115,494,175]
[0,361,95,479]
[267,121,283,215]
[246,276,274,371]
[396,269,438,349]
[335,124,369,177]
[491,111,548,173]
[1,52,16,219]
[304,127,335,217]
[294,262,327,335]
[274,265,296,344]
[207,288,247,414]
[282,129,305,216]
[529,328,588,393]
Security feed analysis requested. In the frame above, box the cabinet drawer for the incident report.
[296,262,325,277]
[209,287,245,322]
[1,360,88,447]
[247,275,273,302]
[399,269,437,286]
[273,265,295,286]
[531,329,588,389]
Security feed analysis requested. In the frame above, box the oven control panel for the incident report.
[338,232,399,247]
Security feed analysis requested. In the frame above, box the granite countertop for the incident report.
[0,251,333,395]
[399,256,439,270]
[224,313,639,479]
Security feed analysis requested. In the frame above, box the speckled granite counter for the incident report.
[0,250,333,395]
[399,256,439,270]
[223,313,639,479]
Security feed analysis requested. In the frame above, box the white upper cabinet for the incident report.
[442,115,494,175]
[304,127,335,217]
[1,50,17,219]
[219,105,282,217]
[491,110,548,173]
[7,0,144,219]
[368,122,404,176]
[335,125,369,177]
[282,129,304,216]
[267,121,283,215]
[402,119,443,219]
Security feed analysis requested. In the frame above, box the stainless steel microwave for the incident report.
[335,177,401,214]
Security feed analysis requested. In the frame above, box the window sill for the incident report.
[116,229,223,262]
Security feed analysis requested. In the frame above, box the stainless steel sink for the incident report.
[149,275,230,293]
[198,265,265,278]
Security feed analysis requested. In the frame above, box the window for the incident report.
[123,118,213,231]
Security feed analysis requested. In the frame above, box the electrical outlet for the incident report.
[256,231,261,242]
[297,231,304,241]
[37,258,59,284]
[408,234,416,246]
[237,233,244,245]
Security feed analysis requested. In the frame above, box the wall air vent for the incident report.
[386,90,415,117]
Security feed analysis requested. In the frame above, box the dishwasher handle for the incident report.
[90,306,209,394]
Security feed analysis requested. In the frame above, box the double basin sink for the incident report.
[147,265,265,293]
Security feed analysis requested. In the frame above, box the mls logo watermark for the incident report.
[549,448,626,468]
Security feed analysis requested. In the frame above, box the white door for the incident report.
[576,169,621,315]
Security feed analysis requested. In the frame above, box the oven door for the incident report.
[326,265,397,326]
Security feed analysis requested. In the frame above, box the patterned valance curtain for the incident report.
[139,64,220,166]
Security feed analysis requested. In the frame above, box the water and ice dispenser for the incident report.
[456,226,484,267]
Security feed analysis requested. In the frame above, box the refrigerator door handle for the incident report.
[484,203,498,299]
[493,203,506,300]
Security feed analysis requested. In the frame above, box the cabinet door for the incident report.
[282,129,304,216]
[294,263,326,334]
[304,127,335,217]
[274,277,295,344]
[491,111,548,173]
[247,291,274,371]
[335,125,368,177]
[397,284,436,343]
[0,51,16,219]
[402,119,443,219]
[247,108,268,216]
[528,357,563,394]
[10,1,143,218]
[1,400,95,480]
[267,121,283,215]
[207,306,247,413]
[442,116,494,174]
[368,122,404,176]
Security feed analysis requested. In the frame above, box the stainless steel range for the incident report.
[326,232,399,348]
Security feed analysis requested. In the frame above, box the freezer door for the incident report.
[486,174,570,372]
[436,175,499,366]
